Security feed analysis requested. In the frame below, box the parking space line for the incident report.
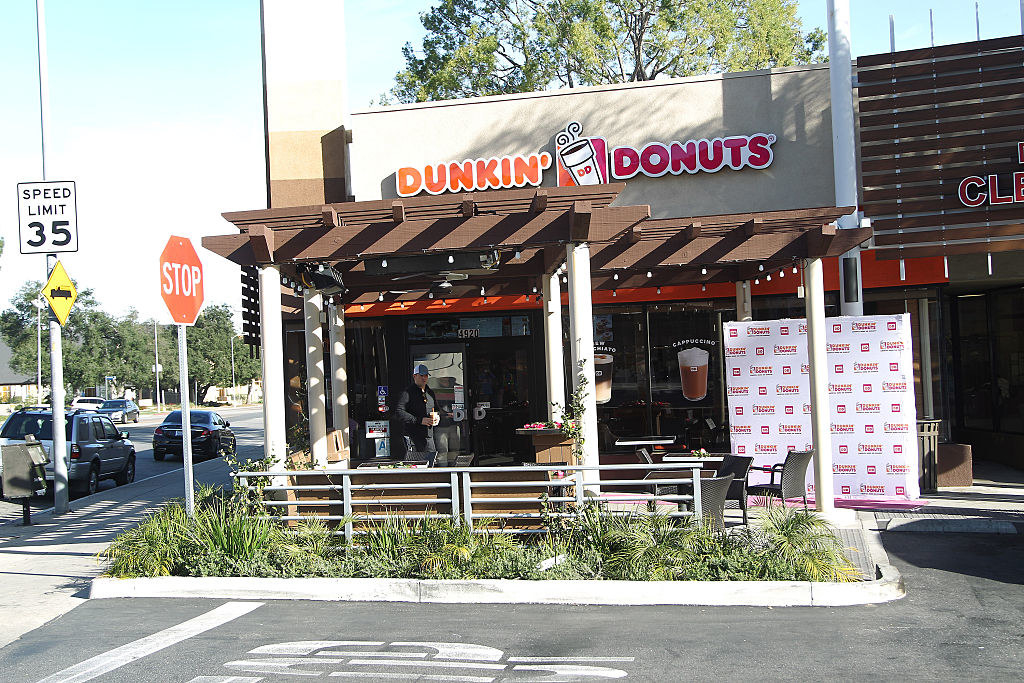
[35,601,264,683]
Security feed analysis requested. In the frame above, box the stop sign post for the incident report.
[159,236,204,517]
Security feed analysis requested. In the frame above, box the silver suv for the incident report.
[0,408,136,497]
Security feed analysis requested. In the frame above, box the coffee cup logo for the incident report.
[594,353,613,404]
[556,121,608,187]
[678,347,709,401]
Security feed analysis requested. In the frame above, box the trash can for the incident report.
[916,419,941,494]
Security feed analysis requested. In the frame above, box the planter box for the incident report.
[515,428,577,465]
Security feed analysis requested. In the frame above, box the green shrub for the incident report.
[101,493,858,583]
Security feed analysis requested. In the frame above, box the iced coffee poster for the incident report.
[592,315,614,404]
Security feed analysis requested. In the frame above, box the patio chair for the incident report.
[747,449,814,510]
[696,473,735,532]
[715,455,754,525]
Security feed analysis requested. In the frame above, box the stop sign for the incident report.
[160,235,204,325]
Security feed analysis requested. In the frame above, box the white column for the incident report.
[542,271,565,422]
[918,298,934,418]
[327,299,350,458]
[828,0,864,315]
[304,289,328,466]
[804,258,834,514]
[567,243,600,484]
[258,264,287,465]
[736,280,752,321]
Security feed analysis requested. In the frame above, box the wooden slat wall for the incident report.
[857,35,1024,260]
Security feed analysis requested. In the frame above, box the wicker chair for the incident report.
[715,455,754,525]
[696,474,735,532]
[747,450,814,509]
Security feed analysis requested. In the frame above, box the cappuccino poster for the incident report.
[724,314,920,500]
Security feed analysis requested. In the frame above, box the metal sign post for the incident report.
[46,256,68,514]
[177,324,195,517]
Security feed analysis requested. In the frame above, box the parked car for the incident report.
[152,410,235,461]
[0,407,136,496]
[70,396,104,410]
[98,399,140,424]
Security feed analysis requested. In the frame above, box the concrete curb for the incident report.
[89,565,905,607]
[882,518,1019,534]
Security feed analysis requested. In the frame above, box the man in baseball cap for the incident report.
[395,363,438,465]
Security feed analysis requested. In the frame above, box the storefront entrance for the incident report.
[411,335,536,465]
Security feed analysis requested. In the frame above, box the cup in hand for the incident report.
[431,411,440,426]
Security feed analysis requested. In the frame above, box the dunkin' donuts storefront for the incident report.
[207,61,896,472]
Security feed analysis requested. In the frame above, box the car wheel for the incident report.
[154,450,165,461]
[115,455,136,486]
[75,464,100,497]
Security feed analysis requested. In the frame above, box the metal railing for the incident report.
[233,462,707,543]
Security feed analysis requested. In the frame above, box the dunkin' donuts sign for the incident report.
[395,121,776,197]
[724,314,919,500]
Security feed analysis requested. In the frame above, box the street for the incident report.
[0,532,1020,681]
[0,406,265,525]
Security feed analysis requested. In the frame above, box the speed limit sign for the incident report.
[17,181,78,254]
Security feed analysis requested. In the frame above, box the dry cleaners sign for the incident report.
[395,121,776,197]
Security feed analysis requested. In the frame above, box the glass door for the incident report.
[411,344,469,465]
[467,338,533,464]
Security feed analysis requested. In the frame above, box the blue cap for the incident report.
[413,364,430,376]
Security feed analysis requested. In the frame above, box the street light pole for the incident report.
[154,322,162,412]
[230,335,236,405]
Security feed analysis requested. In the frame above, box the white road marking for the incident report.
[507,657,635,662]
[249,641,383,655]
[187,678,264,683]
[511,664,629,679]
[35,601,264,683]
[225,657,345,676]
[391,642,504,661]
[347,659,506,670]
[316,652,427,658]
[329,673,493,682]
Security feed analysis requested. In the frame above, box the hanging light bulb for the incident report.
[318,264,325,272]
[657,287,662,295]
[280,275,288,284]
[442,298,447,306]
[483,296,488,304]
[400,301,406,309]
[514,250,521,260]
[532,286,538,293]
[480,286,485,296]
[701,267,707,275]
[562,276,567,284]
[378,292,384,301]
[296,285,304,294]
[754,278,760,285]
[613,272,619,280]
[792,266,798,274]
[758,264,764,272]
[360,304,365,312]
[766,274,771,282]
[612,288,617,297]
[428,292,434,299]
[448,254,455,264]
[381,258,388,268]
[646,271,652,278]
[779,269,785,278]
[701,284,707,292]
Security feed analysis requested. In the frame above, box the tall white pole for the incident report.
[178,324,195,517]
[154,322,162,412]
[259,264,287,465]
[35,0,50,180]
[303,289,328,466]
[36,302,42,403]
[327,300,350,457]
[804,258,834,514]
[567,243,599,484]
[542,271,565,422]
[230,335,236,405]
[827,0,863,316]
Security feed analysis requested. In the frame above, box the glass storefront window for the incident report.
[993,290,1024,434]
[590,307,651,445]
[956,294,994,431]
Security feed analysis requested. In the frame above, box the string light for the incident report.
[758,264,764,272]
[613,272,619,280]
[532,286,537,293]
[701,284,707,292]
[378,292,384,301]
[646,271,652,278]
[448,255,454,264]
[514,250,521,260]
[612,288,617,297]
[779,269,785,278]
[657,287,662,295]
[442,298,447,306]
[480,286,485,296]
[701,267,707,275]
[381,258,388,268]
[428,292,434,299]
[766,274,771,281]
[792,266,798,274]
[754,278,760,285]
[400,301,406,309]
[483,296,488,304]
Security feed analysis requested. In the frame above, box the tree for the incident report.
[391,0,826,102]
[183,304,261,404]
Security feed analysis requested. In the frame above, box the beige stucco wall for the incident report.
[349,65,835,217]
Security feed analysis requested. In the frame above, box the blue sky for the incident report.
[0,0,1021,324]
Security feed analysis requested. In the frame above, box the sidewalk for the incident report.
[0,457,233,648]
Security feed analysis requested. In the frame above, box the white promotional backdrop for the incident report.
[724,314,920,500]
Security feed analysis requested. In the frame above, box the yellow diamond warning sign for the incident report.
[41,260,77,326]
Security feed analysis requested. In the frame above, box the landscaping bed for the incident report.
[100,486,859,583]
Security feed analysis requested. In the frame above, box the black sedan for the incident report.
[97,399,140,424]
[152,410,236,461]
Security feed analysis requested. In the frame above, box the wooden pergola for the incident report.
[203,184,865,302]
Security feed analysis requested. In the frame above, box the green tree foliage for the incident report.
[392,0,826,103]
[0,283,257,403]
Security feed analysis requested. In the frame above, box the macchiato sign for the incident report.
[395,121,776,197]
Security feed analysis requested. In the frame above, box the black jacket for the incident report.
[396,382,436,452]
